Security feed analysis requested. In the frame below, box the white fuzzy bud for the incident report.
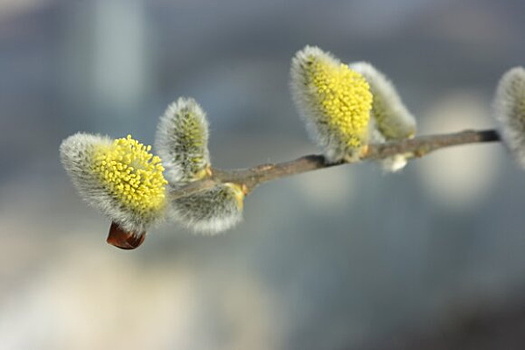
[170,183,245,234]
[155,97,211,184]
[493,67,525,168]
[350,62,417,172]
[350,62,416,140]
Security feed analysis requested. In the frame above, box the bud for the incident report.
[493,67,525,168]
[350,62,416,172]
[155,97,211,184]
[350,62,416,140]
[60,133,168,249]
[171,183,245,234]
[290,46,373,163]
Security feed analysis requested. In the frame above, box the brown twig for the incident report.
[169,129,501,199]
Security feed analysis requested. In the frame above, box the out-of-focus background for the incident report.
[1,0,525,349]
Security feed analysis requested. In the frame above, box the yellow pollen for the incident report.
[306,58,372,147]
[92,135,168,215]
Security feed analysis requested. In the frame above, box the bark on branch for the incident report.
[169,129,501,199]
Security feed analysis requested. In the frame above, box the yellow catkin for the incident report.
[92,135,168,215]
[306,59,372,147]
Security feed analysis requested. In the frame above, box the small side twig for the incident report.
[169,129,501,199]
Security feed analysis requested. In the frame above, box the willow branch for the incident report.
[169,129,500,199]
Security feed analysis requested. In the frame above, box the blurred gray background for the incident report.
[1,0,525,349]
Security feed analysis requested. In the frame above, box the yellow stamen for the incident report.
[92,135,168,216]
[305,57,372,147]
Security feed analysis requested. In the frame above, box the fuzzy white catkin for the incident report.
[170,183,244,234]
[350,62,416,141]
[493,66,525,169]
[350,62,417,172]
[155,97,211,184]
